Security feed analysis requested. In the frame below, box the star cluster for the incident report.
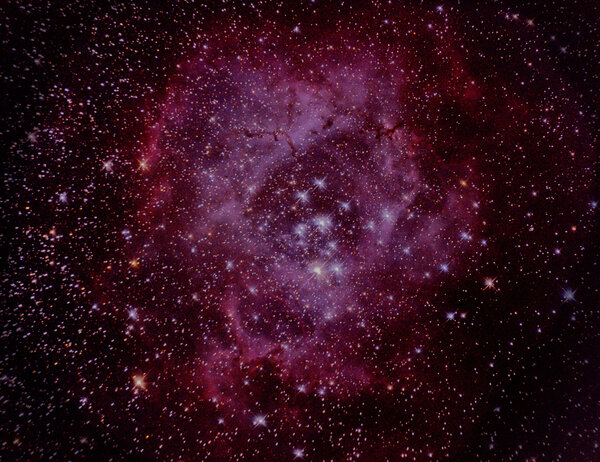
[3,1,599,461]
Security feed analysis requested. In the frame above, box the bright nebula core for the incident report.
[4,1,599,461]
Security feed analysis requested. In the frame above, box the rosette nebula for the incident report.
[4,1,599,461]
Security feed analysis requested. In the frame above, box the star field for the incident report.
[2,1,599,461]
